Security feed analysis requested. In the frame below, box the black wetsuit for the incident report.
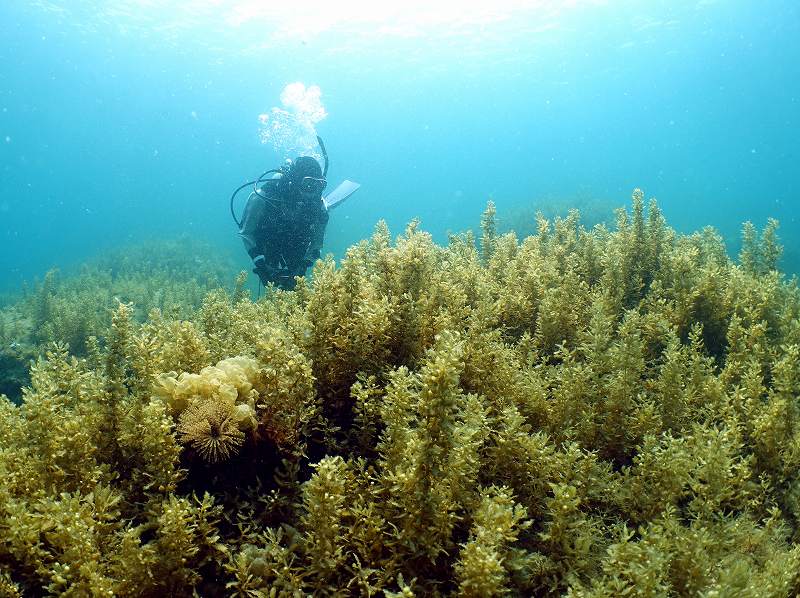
[239,182,329,289]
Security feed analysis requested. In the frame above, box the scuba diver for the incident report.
[230,136,360,290]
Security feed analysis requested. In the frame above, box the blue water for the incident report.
[1,0,797,293]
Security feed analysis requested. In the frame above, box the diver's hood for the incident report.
[272,155,322,200]
[289,156,323,181]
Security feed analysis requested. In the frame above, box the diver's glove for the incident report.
[252,255,273,285]
[302,250,320,270]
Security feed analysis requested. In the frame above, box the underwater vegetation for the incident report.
[1,190,800,596]
[498,189,614,239]
[0,237,237,404]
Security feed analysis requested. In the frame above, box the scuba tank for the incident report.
[230,136,329,228]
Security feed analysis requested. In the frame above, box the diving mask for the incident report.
[299,176,327,195]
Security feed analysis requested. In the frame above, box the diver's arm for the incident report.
[239,193,281,286]
[303,207,330,266]
[239,193,268,259]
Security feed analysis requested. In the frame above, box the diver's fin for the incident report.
[323,180,361,211]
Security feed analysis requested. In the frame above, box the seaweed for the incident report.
[0,191,798,596]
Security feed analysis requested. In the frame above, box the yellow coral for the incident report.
[154,356,261,417]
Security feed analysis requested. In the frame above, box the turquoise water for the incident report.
[0,0,797,293]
